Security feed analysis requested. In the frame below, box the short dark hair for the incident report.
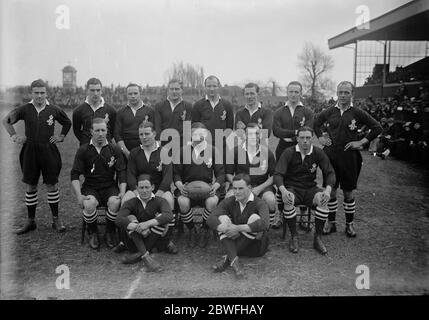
[191,122,207,130]
[337,81,354,94]
[138,121,155,131]
[86,78,102,88]
[244,82,259,93]
[92,117,107,128]
[232,173,252,186]
[204,75,220,87]
[126,82,141,91]
[137,174,153,185]
[30,79,47,89]
[168,79,183,89]
[297,126,314,136]
[287,81,303,93]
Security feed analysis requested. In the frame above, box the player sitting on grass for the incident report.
[225,123,277,228]
[207,173,270,280]
[115,174,174,272]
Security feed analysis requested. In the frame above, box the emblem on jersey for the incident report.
[144,115,149,123]
[309,163,317,173]
[349,119,357,131]
[205,157,213,168]
[104,113,110,123]
[46,115,54,126]
[181,110,187,121]
[107,156,116,168]
[156,160,162,172]
[300,116,305,127]
[90,163,95,174]
[258,118,263,128]
[220,110,226,121]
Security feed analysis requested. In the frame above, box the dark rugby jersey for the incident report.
[116,195,173,230]
[273,104,314,146]
[235,105,273,136]
[173,144,225,185]
[127,144,172,192]
[226,144,276,187]
[114,104,155,151]
[191,97,234,138]
[154,99,193,141]
[313,105,382,147]
[72,102,116,144]
[274,145,335,189]
[207,195,269,233]
[7,103,71,143]
[71,142,126,189]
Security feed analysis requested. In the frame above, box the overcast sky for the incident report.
[1,0,410,88]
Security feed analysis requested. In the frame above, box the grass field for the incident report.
[0,109,428,299]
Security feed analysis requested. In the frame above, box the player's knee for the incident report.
[205,196,218,210]
[283,204,294,211]
[107,196,120,212]
[26,184,38,193]
[83,196,97,214]
[218,215,232,225]
[127,215,138,223]
[343,190,354,201]
[247,213,261,224]
[177,196,190,212]
[262,192,276,209]
[121,190,136,206]
[45,184,57,192]
[162,191,174,209]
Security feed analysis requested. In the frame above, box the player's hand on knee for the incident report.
[155,190,164,197]
[282,191,294,206]
[78,195,90,209]
[317,192,329,207]
[177,184,188,197]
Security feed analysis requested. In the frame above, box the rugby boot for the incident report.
[16,219,36,235]
[89,232,100,250]
[142,254,162,272]
[121,252,142,264]
[165,241,179,254]
[230,257,245,280]
[345,222,357,238]
[52,217,66,233]
[212,255,230,273]
[323,221,337,235]
[313,234,328,255]
[289,236,299,253]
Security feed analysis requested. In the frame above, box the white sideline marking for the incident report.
[124,274,141,299]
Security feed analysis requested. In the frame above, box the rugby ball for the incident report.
[186,180,211,201]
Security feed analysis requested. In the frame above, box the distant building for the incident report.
[62,65,77,89]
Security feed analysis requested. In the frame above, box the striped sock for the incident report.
[269,210,276,227]
[47,189,60,217]
[83,208,97,224]
[327,198,338,224]
[25,191,38,219]
[344,199,356,223]
[315,207,329,235]
[181,208,194,228]
[283,207,297,236]
[202,209,211,229]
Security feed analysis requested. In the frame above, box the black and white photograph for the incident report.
[0,0,428,306]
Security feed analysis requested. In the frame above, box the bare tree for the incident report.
[165,61,205,89]
[298,42,334,100]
